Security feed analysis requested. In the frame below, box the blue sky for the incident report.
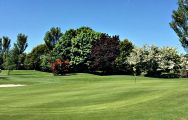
[0,0,184,53]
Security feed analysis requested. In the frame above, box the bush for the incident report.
[159,73,180,78]
[40,55,51,72]
[180,69,188,78]
[51,59,69,75]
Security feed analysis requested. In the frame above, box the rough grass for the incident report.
[0,70,188,120]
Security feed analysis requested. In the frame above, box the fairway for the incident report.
[0,70,188,120]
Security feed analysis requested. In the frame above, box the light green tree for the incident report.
[3,50,16,75]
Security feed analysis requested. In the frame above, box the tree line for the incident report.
[0,26,187,77]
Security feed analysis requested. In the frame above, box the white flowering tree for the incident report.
[128,46,181,77]
[180,55,188,77]
[143,45,161,76]
[127,47,146,75]
[158,47,181,74]
[181,55,188,70]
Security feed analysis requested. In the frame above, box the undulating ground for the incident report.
[0,70,188,120]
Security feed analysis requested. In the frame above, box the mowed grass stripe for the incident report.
[0,70,188,120]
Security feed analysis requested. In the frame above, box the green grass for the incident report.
[0,70,188,120]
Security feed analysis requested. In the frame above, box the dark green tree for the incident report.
[13,33,28,69]
[170,0,188,52]
[2,36,11,69]
[44,27,62,50]
[115,39,134,74]
[2,36,11,54]
[0,38,3,69]
[15,33,28,54]
[25,44,48,70]
[0,37,11,70]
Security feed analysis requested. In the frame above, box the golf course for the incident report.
[0,70,187,120]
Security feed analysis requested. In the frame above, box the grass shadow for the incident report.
[0,76,9,80]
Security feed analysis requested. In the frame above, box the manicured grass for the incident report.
[0,70,188,120]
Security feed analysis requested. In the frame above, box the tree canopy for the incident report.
[44,27,62,50]
[170,0,188,52]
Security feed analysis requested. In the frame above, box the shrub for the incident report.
[180,69,188,78]
[40,55,51,72]
[51,59,69,75]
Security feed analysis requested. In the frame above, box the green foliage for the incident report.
[1,36,11,70]
[0,26,186,77]
[53,29,76,61]
[70,28,101,71]
[44,27,62,50]
[53,27,101,72]
[0,38,3,69]
[15,33,28,54]
[40,55,51,72]
[2,36,11,54]
[115,39,134,74]
[170,0,188,52]
[25,44,48,70]
[2,50,16,75]
[12,33,28,69]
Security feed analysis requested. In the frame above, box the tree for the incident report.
[127,47,146,75]
[0,36,11,70]
[13,33,28,69]
[52,27,101,72]
[52,29,76,61]
[25,44,48,70]
[170,0,188,52]
[2,36,11,69]
[44,27,62,50]
[115,39,134,74]
[40,55,51,72]
[2,36,11,54]
[158,47,181,74]
[70,27,101,71]
[128,46,181,77]
[90,34,120,73]
[180,54,188,77]
[0,38,3,69]
[3,50,16,75]
[15,34,28,54]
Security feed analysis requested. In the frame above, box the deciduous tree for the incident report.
[90,34,120,73]
[115,39,134,74]
[170,0,188,52]
[44,27,62,50]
